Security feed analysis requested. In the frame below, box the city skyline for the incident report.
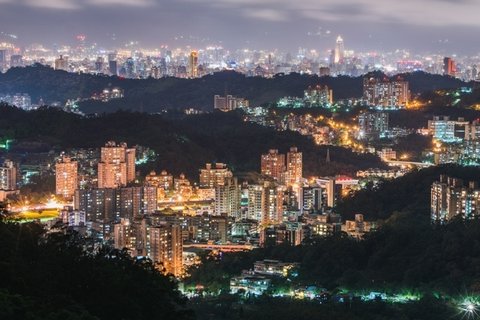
[0,0,480,54]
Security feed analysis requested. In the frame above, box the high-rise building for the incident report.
[113,218,137,251]
[0,160,17,191]
[74,186,157,223]
[189,50,198,78]
[148,224,183,277]
[358,111,389,140]
[214,95,249,112]
[199,163,233,188]
[428,116,470,142]
[261,149,286,182]
[334,36,345,64]
[98,141,136,189]
[145,170,174,190]
[363,76,410,108]
[95,57,105,73]
[431,175,480,223]
[313,177,337,209]
[55,155,78,200]
[472,65,478,81]
[214,177,240,217]
[108,53,118,76]
[262,182,284,225]
[304,85,333,106]
[300,187,322,214]
[259,222,303,247]
[74,188,116,223]
[246,181,284,224]
[116,186,157,220]
[54,55,68,71]
[286,147,302,187]
[443,57,456,77]
[60,206,86,227]
[247,184,264,221]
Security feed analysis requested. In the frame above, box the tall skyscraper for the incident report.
[55,155,78,200]
[286,147,303,187]
[148,224,183,277]
[0,160,17,191]
[443,57,456,77]
[261,149,286,182]
[189,50,198,78]
[98,141,136,188]
[334,36,345,64]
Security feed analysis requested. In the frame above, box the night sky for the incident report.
[0,0,479,54]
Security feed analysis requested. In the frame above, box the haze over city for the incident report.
[1,0,480,53]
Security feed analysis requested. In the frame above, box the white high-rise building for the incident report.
[0,160,17,191]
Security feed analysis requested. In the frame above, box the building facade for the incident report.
[56,155,78,200]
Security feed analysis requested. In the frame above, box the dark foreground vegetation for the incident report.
[189,296,457,320]
[187,214,480,296]
[0,209,192,320]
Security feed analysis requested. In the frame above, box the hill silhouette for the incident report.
[0,105,385,180]
[0,65,469,113]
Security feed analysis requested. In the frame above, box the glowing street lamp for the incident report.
[459,300,479,319]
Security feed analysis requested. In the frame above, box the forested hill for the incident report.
[0,105,385,180]
[0,65,469,113]
[336,165,480,221]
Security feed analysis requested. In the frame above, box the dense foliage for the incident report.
[0,219,192,320]
[0,65,469,112]
[0,105,384,180]
[188,213,480,296]
[388,104,480,129]
[190,296,456,320]
[336,165,480,221]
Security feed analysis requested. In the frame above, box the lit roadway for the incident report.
[183,243,257,252]
[384,159,433,168]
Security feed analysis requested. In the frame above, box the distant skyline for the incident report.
[1,0,479,54]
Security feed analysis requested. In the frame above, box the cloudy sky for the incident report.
[0,0,479,54]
